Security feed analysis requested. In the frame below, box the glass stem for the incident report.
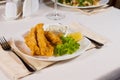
[54,0,58,15]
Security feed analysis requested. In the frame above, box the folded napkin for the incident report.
[0,22,109,80]
[78,5,113,15]
[0,46,30,80]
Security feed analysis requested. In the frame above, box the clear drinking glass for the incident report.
[46,0,65,20]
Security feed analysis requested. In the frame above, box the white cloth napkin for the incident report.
[0,22,109,80]
[79,7,112,15]
[0,46,30,80]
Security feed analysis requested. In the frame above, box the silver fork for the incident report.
[0,36,36,72]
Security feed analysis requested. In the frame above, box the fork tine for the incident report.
[3,37,11,47]
[3,37,11,50]
[0,37,11,50]
[0,37,5,48]
[2,37,7,49]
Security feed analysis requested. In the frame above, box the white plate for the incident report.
[52,0,109,9]
[13,37,91,61]
[13,24,91,61]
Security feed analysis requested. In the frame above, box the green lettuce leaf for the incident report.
[54,36,80,56]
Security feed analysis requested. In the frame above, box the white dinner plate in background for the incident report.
[52,0,109,9]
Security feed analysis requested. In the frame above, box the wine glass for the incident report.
[46,0,65,20]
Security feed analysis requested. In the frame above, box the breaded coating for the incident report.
[45,31,62,45]
[24,27,40,55]
[36,24,54,56]
[24,23,54,56]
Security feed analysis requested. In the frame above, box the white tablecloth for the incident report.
[0,1,120,80]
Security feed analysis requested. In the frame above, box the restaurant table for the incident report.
[0,1,120,80]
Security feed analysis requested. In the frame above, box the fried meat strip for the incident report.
[24,27,40,55]
[24,23,55,56]
[36,24,54,56]
[45,31,62,45]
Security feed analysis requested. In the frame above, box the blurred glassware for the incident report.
[4,0,22,20]
[46,0,65,20]
[23,0,40,18]
[5,1,17,18]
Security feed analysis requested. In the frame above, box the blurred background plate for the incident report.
[52,0,109,9]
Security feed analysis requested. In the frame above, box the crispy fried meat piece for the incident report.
[24,27,40,55]
[24,23,54,56]
[36,24,54,56]
[45,31,62,45]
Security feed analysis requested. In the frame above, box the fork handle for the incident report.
[11,50,36,72]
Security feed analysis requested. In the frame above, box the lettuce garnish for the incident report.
[54,36,80,56]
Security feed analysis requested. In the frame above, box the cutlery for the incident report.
[0,36,36,72]
[58,23,104,49]
[85,36,104,49]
